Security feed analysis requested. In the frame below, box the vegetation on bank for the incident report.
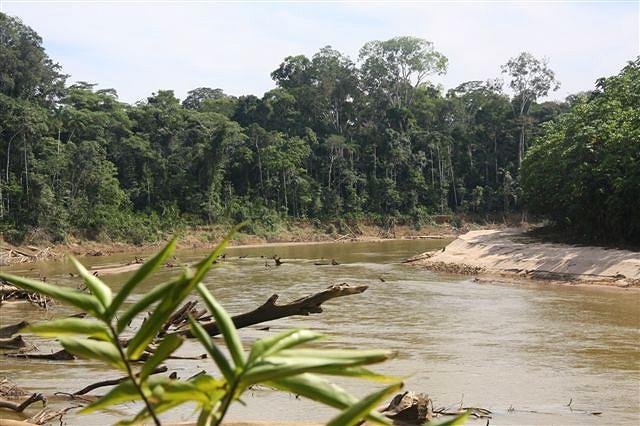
[1,12,637,245]
[521,59,640,244]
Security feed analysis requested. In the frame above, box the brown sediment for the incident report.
[406,229,640,288]
[1,223,458,267]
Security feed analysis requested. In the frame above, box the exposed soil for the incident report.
[0,222,458,267]
[405,228,640,288]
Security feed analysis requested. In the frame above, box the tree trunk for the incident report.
[179,283,368,338]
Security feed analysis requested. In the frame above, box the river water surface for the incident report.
[1,240,639,425]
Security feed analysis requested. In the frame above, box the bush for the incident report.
[521,58,640,243]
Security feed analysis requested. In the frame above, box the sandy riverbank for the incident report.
[405,228,640,288]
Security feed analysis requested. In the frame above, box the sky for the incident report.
[1,0,639,104]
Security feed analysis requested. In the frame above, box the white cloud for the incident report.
[2,1,638,103]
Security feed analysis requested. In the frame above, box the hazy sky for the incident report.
[2,1,638,104]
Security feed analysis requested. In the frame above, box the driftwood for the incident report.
[180,283,368,338]
[0,336,27,350]
[5,349,76,361]
[0,321,28,338]
[0,283,52,309]
[28,405,80,425]
[0,392,46,413]
[71,366,168,395]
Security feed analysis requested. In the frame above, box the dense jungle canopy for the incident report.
[1,13,638,243]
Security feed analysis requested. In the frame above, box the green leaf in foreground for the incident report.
[139,334,184,381]
[116,278,175,333]
[187,314,234,382]
[267,373,390,424]
[126,272,193,359]
[0,272,103,315]
[106,237,177,319]
[68,255,113,309]
[326,382,403,426]
[25,318,111,341]
[59,337,125,370]
[196,282,245,368]
[427,411,470,426]
[247,329,324,365]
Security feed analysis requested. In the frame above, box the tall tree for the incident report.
[501,52,559,167]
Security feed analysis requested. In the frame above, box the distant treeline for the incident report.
[1,13,637,244]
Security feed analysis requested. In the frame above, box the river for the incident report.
[1,239,639,425]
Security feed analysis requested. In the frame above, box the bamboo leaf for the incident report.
[187,315,234,382]
[267,373,389,424]
[80,376,168,413]
[116,278,175,333]
[247,329,324,365]
[126,272,193,359]
[243,351,392,384]
[276,348,394,363]
[59,337,125,370]
[427,411,470,426]
[196,283,245,368]
[25,318,111,341]
[139,334,184,381]
[0,272,103,315]
[317,366,402,383]
[106,238,177,319]
[68,255,112,309]
[126,225,242,359]
[80,379,141,413]
[326,382,403,426]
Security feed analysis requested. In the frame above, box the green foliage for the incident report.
[2,10,625,243]
[521,58,640,243]
[0,233,441,426]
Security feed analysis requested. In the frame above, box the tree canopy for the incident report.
[1,11,633,243]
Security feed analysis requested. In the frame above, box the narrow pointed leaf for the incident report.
[68,255,112,309]
[187,315,234,382]
[80,379,141,413]
[197,283,244,367]
[244,353,389,384]
[126,270,196,359]
[139,334,184,381]
[25,318,111,341]
[326,382,403,426]
[126,227,241,359]
[427,412,470,426]
[59,337,125,370]
[116,278,175,333]
[80,376,168,413]
[106,238,177,319]
[317,366,402,383]
[267,373,389,424]
[276,348,394,364]
[247,329,324,365]
[0,272,103,315]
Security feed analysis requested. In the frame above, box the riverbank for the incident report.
[405,228,640,288]
[0,222,456,266]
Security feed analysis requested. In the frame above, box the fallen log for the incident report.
[179,283,368,338]
[0,321,28,338]
[0,336,27,350]
[5,349,76,361]
[0,392,46,413]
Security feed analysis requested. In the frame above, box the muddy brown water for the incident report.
[1,240,639,425]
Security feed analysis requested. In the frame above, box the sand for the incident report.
[406,228,640,287]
